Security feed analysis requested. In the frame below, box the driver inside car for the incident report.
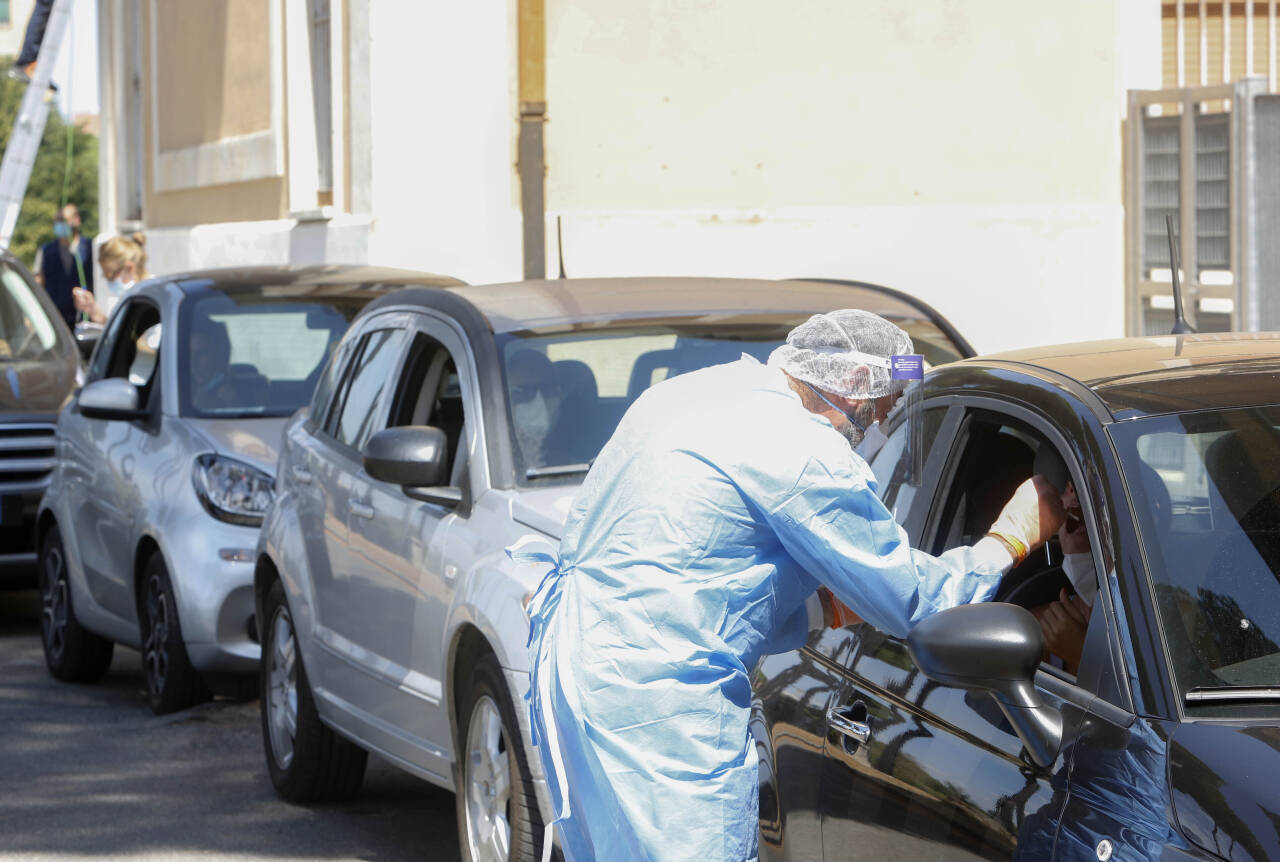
[189,321,235,410]
[1026,449,1098,674]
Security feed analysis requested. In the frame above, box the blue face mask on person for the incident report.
[52,221,72,240]
[804,381,865,445]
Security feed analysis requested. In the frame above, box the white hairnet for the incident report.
[768,309,913,399]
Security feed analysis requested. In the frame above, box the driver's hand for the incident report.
[1035,588,1090,672]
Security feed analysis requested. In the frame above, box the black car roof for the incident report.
[970,333,1280,418]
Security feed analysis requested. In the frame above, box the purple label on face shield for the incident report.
[891,354,924,380]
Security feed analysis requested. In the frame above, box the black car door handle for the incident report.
[828,700,871,748]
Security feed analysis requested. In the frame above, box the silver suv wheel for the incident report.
[266,606,299,770]
[463,694,512,862]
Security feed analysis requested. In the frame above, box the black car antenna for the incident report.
[556,215,567,279]
[1166,214,1196,335]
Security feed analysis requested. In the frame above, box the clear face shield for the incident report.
[890,354,925,485]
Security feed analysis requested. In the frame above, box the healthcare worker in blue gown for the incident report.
[513,310,1065,862]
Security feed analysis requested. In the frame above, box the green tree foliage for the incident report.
[0,56,98,270]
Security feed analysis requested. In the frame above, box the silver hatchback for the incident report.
[36,266,458,714]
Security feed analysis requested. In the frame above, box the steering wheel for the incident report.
[994,565,1071,609]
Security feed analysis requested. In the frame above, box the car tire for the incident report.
[38,524,114,682]
[456,652,545,862]
[138,552,210,715]
[260,578,367,802]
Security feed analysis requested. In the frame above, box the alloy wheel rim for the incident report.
[143,574,169,695]
[39,545,68,661]
[463,695,512,862]
[266,607,298,770]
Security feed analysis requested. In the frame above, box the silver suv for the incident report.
[253,277,973,862]
[36,266,458,714]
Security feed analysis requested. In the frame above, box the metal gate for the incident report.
[1124,76,1280,334]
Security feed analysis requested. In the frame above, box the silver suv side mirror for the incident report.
[363,425,460,507]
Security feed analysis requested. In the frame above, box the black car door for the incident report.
[817,403,1087,861]
[754,403,957,862]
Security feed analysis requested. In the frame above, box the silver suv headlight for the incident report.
[192,453,275,527]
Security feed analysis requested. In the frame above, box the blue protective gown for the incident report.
[519,355,1011,862]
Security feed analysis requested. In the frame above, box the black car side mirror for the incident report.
[363,425,460,507]
[907,602,1063,768]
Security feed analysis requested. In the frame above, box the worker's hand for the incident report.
[72,287,95,313]
[988,475,1066,561]
[818,587,862,629]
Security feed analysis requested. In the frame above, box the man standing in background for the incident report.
[34,203,92,329]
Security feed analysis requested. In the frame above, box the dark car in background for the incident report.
[753,334,1280,861]
[0,250,80,585]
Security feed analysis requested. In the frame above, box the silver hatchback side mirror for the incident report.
[78,378,143,421]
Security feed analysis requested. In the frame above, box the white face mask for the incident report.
[1063,554,1099,606]
[854,420,890,462]
[513,392,554,464]
[105,279,125,297]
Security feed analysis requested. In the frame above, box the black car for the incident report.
[0,250,79,584]
[754,334,1280,861]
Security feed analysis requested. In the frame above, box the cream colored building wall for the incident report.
[140,0,286,231]
[0,0,37,58]
[361,1,522,284]
[542,0,1161,354]
[98,0,1161,354]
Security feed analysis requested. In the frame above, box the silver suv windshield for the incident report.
[497,313,964,482]
[179,290,363,418]
[0,265,65,361]
[1112,407,1280,703]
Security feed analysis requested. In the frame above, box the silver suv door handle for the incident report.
[827,702,871,747]
[350,499,375,520]
[291,465,313,485]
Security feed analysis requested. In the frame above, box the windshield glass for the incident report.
[498,313,963,482]
[0,265,65,361]
[1112,407,1280,698]
[179,291,363,418]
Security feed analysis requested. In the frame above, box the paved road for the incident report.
[0,590,461,862]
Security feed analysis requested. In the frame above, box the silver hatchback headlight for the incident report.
[192,453,275,527]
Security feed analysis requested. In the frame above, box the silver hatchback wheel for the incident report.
[463,694,513,862]
[265,606,299,770]
[40,543,69,662]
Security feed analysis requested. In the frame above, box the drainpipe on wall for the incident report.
[517,0,546,280]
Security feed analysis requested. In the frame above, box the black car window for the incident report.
[1112,407,1280,707]
[328,328,402,450]
[387,332,469,484]
[930,411,1101,679]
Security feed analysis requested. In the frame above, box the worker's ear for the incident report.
[845,365,871,395]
